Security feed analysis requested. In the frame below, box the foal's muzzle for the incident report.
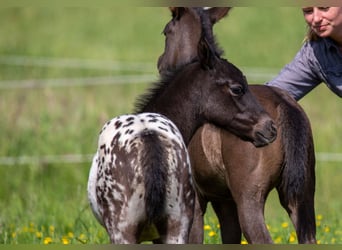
[252,119,277,147]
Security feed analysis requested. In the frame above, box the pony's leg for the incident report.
[233,190,273,244]
[154,216,190,244]
[105,218,140,244]
[211,200,241,244]
[277,186,316,243]
[188,193,205,243]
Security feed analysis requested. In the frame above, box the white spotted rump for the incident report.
[87,112,195,243]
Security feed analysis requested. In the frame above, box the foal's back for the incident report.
[88,113,195,243]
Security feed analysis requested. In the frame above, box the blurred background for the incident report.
[0,7,340,244]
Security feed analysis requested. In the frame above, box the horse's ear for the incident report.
[206,7,232,24]
[198,38,216,70]
[169,7,186,19]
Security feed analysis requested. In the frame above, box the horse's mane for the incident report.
[134,66,183,114]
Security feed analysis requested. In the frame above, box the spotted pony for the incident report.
[87,113,195,243]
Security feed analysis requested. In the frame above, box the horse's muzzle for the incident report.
[252,120,277,147]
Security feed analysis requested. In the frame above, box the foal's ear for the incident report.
[207,7,232,24]
[198,38,216,70]
[169,7,186,19]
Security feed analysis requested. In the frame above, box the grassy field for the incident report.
[0,7,341,244]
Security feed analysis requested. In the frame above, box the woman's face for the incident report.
[302,7,342,40]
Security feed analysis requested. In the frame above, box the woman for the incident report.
[267,7,342,101]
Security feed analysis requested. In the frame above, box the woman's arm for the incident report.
[266,42,322,101]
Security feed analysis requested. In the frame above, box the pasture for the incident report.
[0,7,341,244]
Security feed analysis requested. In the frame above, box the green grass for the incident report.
[0,7,341,244]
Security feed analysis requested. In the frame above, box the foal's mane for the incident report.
[134,67,181,114]
[134,7,223,114]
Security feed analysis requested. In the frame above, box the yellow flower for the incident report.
[281,222,289,228]
[316,214,323,221]
[78,233,87,240]
[241,240,248,244]
[61,236,70,244]
[35,231,43,239]
[68,232,74,238]
[43,237,53,244]
[289,235,296,243]
[11,232,16,239]
[274,236,282,244]
[49,225,55,233]
[216,224,220,229]
[77,234,87,243]
[208,231,216,237]
[324,226,330,233]
[203,225,211,231]
[77,233,87,243]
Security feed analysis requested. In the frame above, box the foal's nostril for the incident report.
[269,121,277,136]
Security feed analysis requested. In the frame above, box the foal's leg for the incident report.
[235,197,273,244]
[211,200,241,243]
[155,215,191,244]
[277,184,316,244]
[188,194,205,243]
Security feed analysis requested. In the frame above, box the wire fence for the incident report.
[0,55,340,166]
[0,152,341,166]
[0,55,278,89]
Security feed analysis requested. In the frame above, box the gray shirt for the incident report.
[267,37,342,101]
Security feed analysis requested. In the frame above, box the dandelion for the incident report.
[22,226,29,233]
[274,236,282,244]
[35,231,43,239]
[289,235,296,243]
[43,236,53,244]
[281,222,289,229]
[67,232,74,238]
[208,231,216,237]
[61,236,70,244]
[203,225,211,231]
[77,233,87,244]
[49,225,55,233]
[324,226,330,233]
[316,214,323,221]
[216,224,220,229]
[11,232,16,239]
[289,231,297,243]
[241,240,248,244]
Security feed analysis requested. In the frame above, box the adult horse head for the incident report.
[158,7,316,244]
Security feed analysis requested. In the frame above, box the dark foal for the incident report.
[158,7,316,244]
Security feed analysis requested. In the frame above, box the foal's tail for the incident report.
[278,93,316,204]
[140,130,167,223]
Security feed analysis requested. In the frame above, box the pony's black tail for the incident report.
[140,130,167,223]
[278,94,316,205]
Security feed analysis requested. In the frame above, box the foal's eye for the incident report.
[229,85,245,96]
